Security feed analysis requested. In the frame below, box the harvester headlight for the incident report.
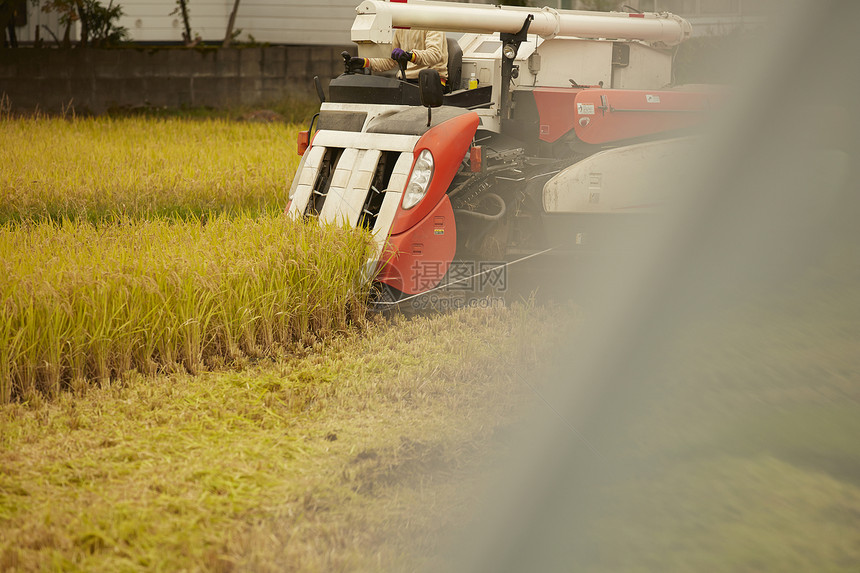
[503,43,517,60]
[402,149,434,210]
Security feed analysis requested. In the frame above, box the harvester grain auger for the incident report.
[286,0,722,303]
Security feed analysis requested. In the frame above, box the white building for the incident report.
[13,0,360,46]
[10,0,761,46]
[119,0,358,45]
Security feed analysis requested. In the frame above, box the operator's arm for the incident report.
[365,30,407,73]
[360,31,446,74]
[366,56,398,73]
[409,30,445,67]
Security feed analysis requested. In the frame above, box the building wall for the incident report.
[120,1,231,44]
[8,0,357,46]
[40,0,358,46]
[231,0,357,45]
[8,1,73,45]
[0,45,352,114]
[9,0,761,47]
[549,0,762,15]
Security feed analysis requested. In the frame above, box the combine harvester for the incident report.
[287,0,722,303]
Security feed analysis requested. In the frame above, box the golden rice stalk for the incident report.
[0,215,373,403]
[0,116,302,223]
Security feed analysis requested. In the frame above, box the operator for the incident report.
[347,29,449,88]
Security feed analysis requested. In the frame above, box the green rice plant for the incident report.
[0,214,373,404]
[0,116,303,224]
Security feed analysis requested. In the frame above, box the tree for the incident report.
[41,0,127,47]
[172,0,192,45]
[79,0,127,47]
[222,0,240,48]
[0,0,27,48]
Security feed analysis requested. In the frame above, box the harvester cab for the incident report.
[287,0,721,301]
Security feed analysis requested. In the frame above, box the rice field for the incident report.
[0,302,572,571]
[0,116,303,223]
[0,215,372,404]
[0,114,372,404]
[2,109,858,572]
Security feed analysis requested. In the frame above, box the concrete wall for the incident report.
[0,46,354,114]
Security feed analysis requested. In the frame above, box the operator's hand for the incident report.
[391,48,415,63]
[346,56,368,74]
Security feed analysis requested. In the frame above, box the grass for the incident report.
[1,256,858,572]
[0,214,373,405]
[0,302,574,571]
[539,257,860,573]
[0,116,303,224]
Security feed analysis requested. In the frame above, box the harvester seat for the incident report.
[446,36,463,93]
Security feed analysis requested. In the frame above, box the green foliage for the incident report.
[79,0,127,46]
[40,0,128,47]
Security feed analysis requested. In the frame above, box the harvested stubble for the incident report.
[0,215,373,404]
[0,116,301,223]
